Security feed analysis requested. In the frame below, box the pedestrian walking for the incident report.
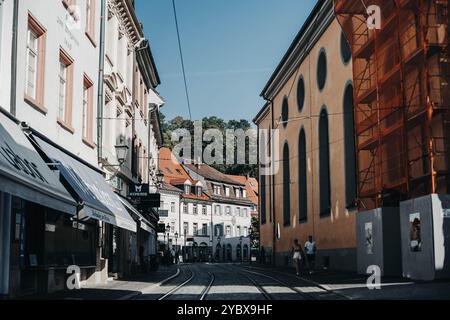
[305,236,317,274]
[292,239,303,276]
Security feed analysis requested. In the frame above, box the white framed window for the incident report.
[244,227,248,237]
[226,206,231,216]
[183,222,188,236]
[193,223,198,236]
[243,189,247,198]
[183,203,188,214]
[58,60,68,120]
[171,202,176,213]
[213,185,221,195]
[235,188,241,198]
[235,207,241,217]
[215,205,221,215]
[196,186,202,197]
[202,205,207,215]
[226,225,231,236]
[26,29,38,99]
[202,223,208,236]
[170,222,175,234]
[225,187,230,197]
[237,226,241,236]
[243,208,248,217]
[193,204,198,215]
[184,184,190,195]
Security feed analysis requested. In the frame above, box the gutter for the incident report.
[10,0,19,116]
[97,0,106,163]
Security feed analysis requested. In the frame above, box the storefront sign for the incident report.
[45,224,56,232]
[129,184,161,207]
[72,221,87,231]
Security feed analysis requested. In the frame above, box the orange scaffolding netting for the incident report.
[333,0,450,210]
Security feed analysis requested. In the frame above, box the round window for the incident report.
[340,32,352,64]
[317,49,327,91]
[281,97,289,127]
[297,76,305,112]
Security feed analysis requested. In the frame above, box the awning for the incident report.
[32,136,136,233]
[118,196,154,234]
[0,111,77,215]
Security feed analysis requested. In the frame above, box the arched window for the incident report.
[260,175,266,224]
[317,48,327,91]
[283,142,291,226]
[319,108,331,216]
[298,128,307,222]
[340,31,352,65]
[297,76,305,111]
[344,83,357,207]
[281,96,289,127]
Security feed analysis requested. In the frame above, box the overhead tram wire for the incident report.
[172,0,193,121]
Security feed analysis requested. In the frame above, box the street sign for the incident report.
[128,184,161,208]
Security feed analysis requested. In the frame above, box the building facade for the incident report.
[254,0,357,271]
[183,163,253,262]
[0,0,164,298]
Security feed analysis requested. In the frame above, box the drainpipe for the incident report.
[10,0,19,116]
[269,98,276,267]
[97,0,106,164]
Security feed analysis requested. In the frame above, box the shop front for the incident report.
[0,110,78,298]
[28,133,137,284]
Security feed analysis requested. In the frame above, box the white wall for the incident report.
[0,0,14,110]
[212,202,252,238]
[13,0,101,166]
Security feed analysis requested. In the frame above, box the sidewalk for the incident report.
[21,265,179,300]
[248,263,450,300]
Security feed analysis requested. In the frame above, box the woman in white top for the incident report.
[292,239,303,276]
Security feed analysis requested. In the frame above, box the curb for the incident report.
[116,268,181,300]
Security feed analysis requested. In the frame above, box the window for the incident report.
[57,49,74,132]
[213,185,221,195]
[170,222,175,234]
[235,188,241,198]
[281,96,289,128]
[225,207,231,216]
[237,226,241,237]
[319,108,331,216]
[340,32,351,65]
[243,208,248,217]
[298,128,308,222]
[193,223,198,236]
[85,0,96,45]
[183,203,188,214]
[215,225,223,237]
[344,83,357,208]
[25,13,46,111]
[215,205,221,215]
[196,186,202,197]
[317,48,327,91]
[202,205,207,215]
[160,201,165,209]
[226,225,231,236]
[261,176,266,224]
[82,75,94,146]
[202,224,208,236]
[244,227,248,237]
[225,186,230,196]
[184,183,190,195]
[171,202,176,213]
[236,207,241,217]
[297,76,305,111]
[193,204,198,215]
[242,189,247,198]
[183,222,188,236]
[283,142,291,226]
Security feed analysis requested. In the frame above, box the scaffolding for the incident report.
[333,0,450,210]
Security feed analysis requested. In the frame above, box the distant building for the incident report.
[183,163,253,262]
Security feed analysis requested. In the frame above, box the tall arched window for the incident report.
[260,175,266,224]
[298,128,307,222]
[344,83,357,208]
[319,108,331,216]
[283,142,291,226]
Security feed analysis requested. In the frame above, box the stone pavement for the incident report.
[247,263,450,300]
[20,265,179,300]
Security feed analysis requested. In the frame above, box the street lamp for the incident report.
[174,232,179,264]
[239,236,243,263]
[166,224,170,251]
[115,145,129,165]
[248,227,253,264]
[156,169,164,187]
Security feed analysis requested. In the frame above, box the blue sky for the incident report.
[135,0,318,121]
